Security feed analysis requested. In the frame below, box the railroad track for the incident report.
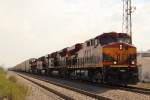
[116,85,150,95]
[85,81,150,95]
[17,73,73,100]
[89,82,150,95]
[17,73,111,100]
[17,72,150,100]
[65,77,150,96]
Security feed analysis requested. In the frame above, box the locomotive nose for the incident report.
[103,42,136,66]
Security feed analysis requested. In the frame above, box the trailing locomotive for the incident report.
[13,32,138,85]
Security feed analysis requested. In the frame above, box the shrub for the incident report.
[0,69,29,100]
[8,76,17,83]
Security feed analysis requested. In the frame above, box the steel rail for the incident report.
[17,72,111,100]
[17,73,74,100]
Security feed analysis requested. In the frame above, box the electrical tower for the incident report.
[122,0,135,44]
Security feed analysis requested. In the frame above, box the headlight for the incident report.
[131,61,135,64]
[119,45,123,50]
[113,61,117,64]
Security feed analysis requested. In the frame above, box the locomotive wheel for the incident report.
[92,72,103,83]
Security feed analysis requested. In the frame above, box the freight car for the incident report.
[14,32,139,85]
[13,58,35,73]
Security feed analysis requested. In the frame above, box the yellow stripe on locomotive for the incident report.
[102,42,136,67]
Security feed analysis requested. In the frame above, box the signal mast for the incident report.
[122,0,135,44]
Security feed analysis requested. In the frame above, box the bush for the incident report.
[8,76,17,83]
[0,69,28,100]
[0,67,4,71]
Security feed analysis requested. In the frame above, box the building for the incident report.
[137,50,150,82]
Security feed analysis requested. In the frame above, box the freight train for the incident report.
[12,32,139,85]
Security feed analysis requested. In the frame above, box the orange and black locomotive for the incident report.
[13,32,139,85]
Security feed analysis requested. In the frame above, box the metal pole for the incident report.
[129,0,132,44]
[122,0,133,44]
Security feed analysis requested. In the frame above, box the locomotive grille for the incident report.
[117,53,128,64]
[116,45,129,64]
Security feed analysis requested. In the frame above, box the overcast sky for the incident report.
[0,0,150,68]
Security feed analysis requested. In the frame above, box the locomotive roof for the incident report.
[67,43,82,51]
[58,48,68,57]
[95,32,130,39]
[49,52,58,57]
[66,43,82,55]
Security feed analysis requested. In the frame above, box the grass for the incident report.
[0,67,29,100]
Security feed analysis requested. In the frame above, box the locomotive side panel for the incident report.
[76,40,103,68]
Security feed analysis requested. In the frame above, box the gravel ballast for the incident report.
[9,72,150,100]
[8,72,63,100]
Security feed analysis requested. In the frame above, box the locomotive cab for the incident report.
[99,32,131,45]
[98,32,138,84]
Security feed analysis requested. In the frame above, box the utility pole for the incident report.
[122,0,136,44]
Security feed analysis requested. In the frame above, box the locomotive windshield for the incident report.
[99,36,131,45]
[117,37,130,43]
